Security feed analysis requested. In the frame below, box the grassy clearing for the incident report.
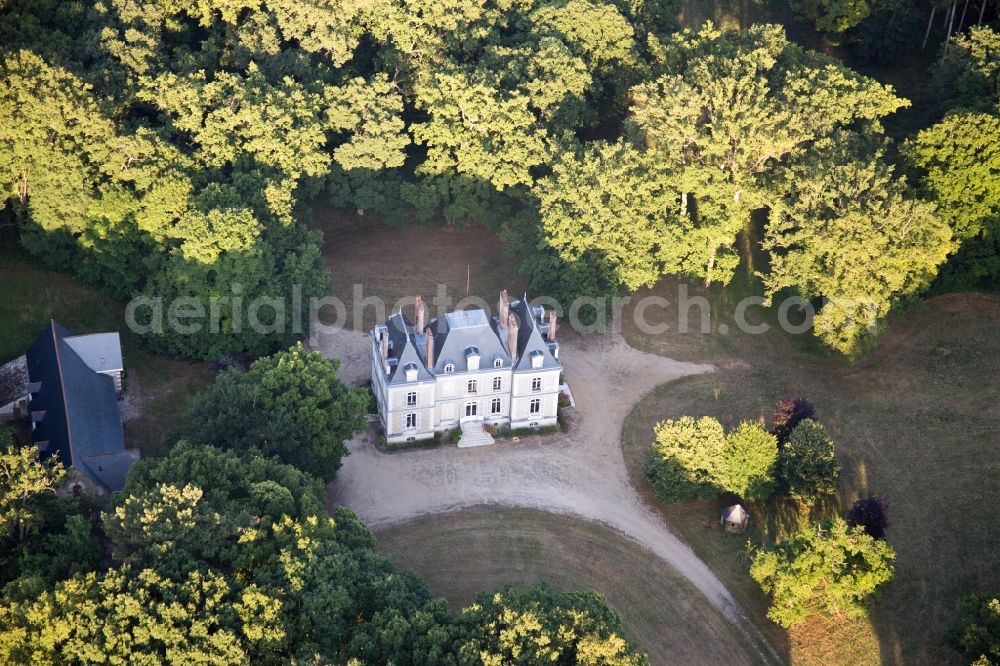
[621,290,1000,664]
[376,507,764,665]
[313,203,527,332]
[122,373,212,459]
[0,240,212,458]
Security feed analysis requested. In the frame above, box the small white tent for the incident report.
[721,504,749,533]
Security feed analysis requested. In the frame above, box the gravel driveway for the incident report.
[312,324,779,663]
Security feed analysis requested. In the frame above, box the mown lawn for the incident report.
[0,240,212,457]
[621,285,1000,664]
[376,507,766,665]
[313,202,527,332]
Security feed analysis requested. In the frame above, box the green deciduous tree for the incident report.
[906,113,1000,241]
[949,594,1000,665]
[907,32,1000,290]
[778,419,842,503]
[749,517,895,627]
[106,441,325,574]
[185,344,368,479]
[930,26,1000,113]
[0,442,64,541]
[790,0,877,43]
[625,23,906,287]
[457,584,647,666]
[0,566,254,665]
[718,421,779,501]
[536,139,679,292]
[645,416,726,503]
[0,50,116,238]
[763,137,954,355]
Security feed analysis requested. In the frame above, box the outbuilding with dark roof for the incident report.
[25,320,138,493]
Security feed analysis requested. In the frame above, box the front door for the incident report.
[464,401,478,419]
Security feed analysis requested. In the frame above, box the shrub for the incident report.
[778,419,841,503]
[718,421,779,501]
[848,495,890,540]
[771,397,817,445]
[449,427,463,445]
[645,416,726,503]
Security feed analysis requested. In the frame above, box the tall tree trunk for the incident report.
[923,6,937,50]
[16,168,29,203]
[705,251,716,288]
[946,0,958,47]
[959,0,971,32]
[680,192,688,218]
[980,0,988,25]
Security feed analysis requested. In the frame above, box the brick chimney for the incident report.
[424,328,434,368]
[507,312,519,362]
[380,328,389,359]
[547,310,557,341]
[498,289,509,327]
[415,295,424,332]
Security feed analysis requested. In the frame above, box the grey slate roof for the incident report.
[374,297,560,382]
[26,320,137,493]
[507,299,561,373]
[0,355,27,407]
[83,449,141,493]
[424,309,512,374]
[63,332,123,373]
[383,313,435,384]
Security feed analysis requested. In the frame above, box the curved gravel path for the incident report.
[313,325,780,664]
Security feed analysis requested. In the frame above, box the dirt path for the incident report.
[313,324,779,663]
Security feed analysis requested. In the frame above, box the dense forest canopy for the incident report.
[0,440,647,664]
[0,0,997,358]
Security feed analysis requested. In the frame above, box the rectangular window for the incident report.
[491,397,502,414]
[492,377,502,391]
[405,412,417,429]
[467,380,478,394]
[531,377,542,392]
[530,398,541,414]
[406,391,417,406]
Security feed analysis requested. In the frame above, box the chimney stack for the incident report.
[415,295,425,332]
[425,328,434,368]
[380,328,389,359]
[507,313,519,362]
[547,310,557,341]
[498,289,509,327]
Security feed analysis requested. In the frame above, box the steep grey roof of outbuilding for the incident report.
[63,332,123,373]
[424,309,511,374]
[82,449,141,493]
[26,320,137,492]
[0,355,27,407]
[508,299,560,373]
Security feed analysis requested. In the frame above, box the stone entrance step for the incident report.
[457,420,495,448]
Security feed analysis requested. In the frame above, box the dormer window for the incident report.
[466,345,480,371]
[530,349,544,369]
[404,362,418,382]
[494,358,503,368]
[444,363,455,373]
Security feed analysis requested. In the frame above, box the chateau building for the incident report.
[371,290,561,445]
